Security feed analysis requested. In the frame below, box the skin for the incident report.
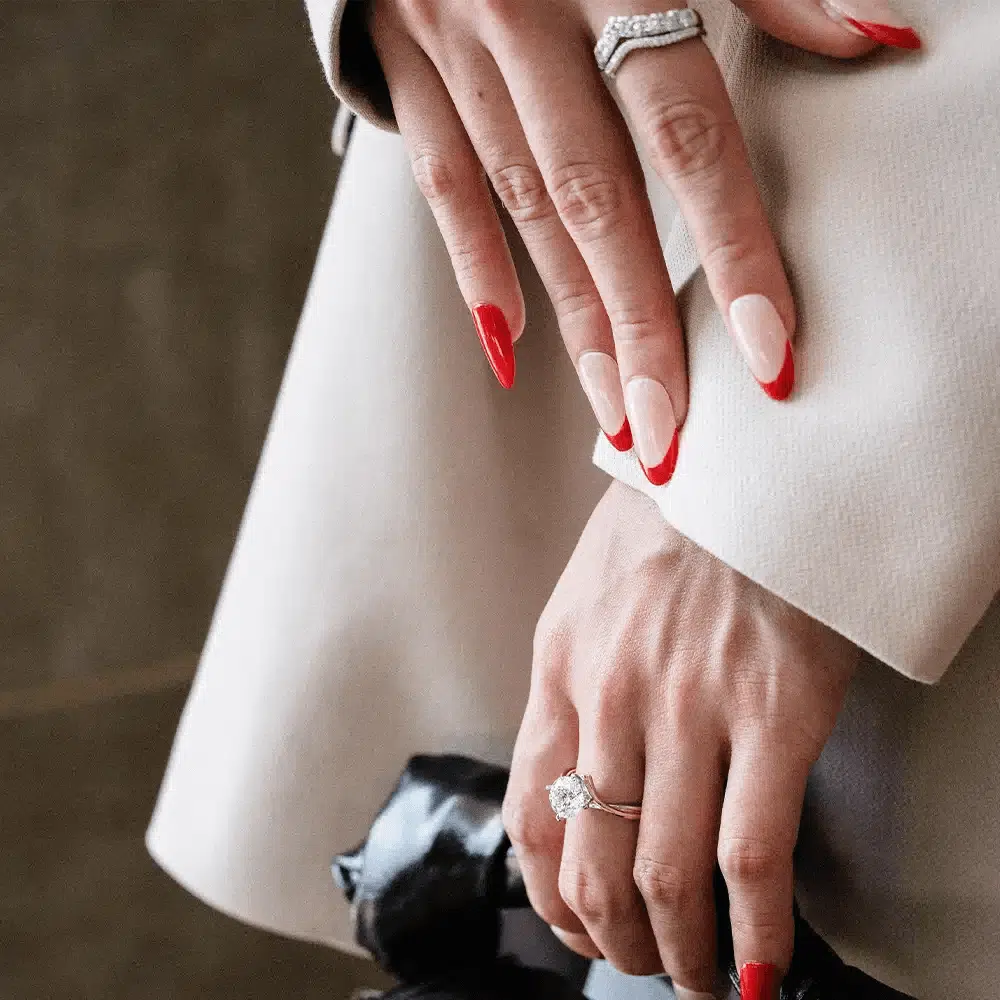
[503,483,858,993]
[369,0,877,423]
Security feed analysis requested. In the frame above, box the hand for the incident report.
[503,482,859,997]
[367,0,919,484]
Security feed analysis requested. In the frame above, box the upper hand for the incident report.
[503,482,859,996]
[366,0,911,484]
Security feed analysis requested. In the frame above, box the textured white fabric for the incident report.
[148,123,609,953]
[148,1,1000,996]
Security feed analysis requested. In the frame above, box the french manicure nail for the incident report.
[820,0,922,49]
[740,962,779,1000]
[729,294,795,401]
[471,303,516,389]
[672,987,718,1000]
[624,377,679,486]
[577,351,632,452]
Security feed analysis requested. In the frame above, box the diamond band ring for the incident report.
[594,9,705,78]
[547,769,643,822]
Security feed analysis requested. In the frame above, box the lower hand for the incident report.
[503,483,859,997]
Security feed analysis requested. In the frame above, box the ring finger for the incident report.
[606,4,797,400]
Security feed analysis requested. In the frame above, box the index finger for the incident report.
[503,689,587,936]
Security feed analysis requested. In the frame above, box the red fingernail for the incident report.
[605,419,634,453]
[642,428,679,487]
[625,378,680,487]
[842,18,922,48]
[820,1,922,50]
[472,304,515,389]
[759,340,795,402]
[740,962,779,1000]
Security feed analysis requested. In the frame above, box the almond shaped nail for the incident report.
[471,303,515,389]
[729,294,795,401]
[740,962,779,1000]
[577,351,632,452]
[624,377,679,486]
[820,0,922,49]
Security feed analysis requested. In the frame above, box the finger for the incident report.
[485,10,690,484]
[560,700,661,976]
[636,724,726,998]
[550,924,604,961]
[737,0,920,54]
[503,685,586,934]
[612,29,796,402]
[373,12,524,389]
[426,40,634,451]
[718,736,809,998]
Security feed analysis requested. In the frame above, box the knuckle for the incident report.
[532,612,569,667]
[607,310,666,349]
[549,162,630,242]
[559,866,631,926]
[491,162,552,224]
[396,0,439,34]
[718,835,783,888]
[700,235,761,275]
[633,856,700,914]
[502,796,561,857]
[549,281,604,325]
[410,149,467,207]
[476,0,519,28]
[644,97,731,182]
[728,908,793,961]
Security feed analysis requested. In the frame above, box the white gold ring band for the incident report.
[595,9,705,78]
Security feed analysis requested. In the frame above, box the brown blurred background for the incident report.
[0,2,389,995]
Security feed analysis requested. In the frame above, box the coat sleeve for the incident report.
[304,0,396,131]
[594,4,1000,685]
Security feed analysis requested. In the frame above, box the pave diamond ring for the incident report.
[547,769,643,822]
[594,9,705,78]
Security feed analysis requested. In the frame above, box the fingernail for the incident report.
[729,294,795,401]
[577,351,632,452]
[549,925,604,960]
[624,377,679,486]
[820,0,922,49]
[672,987,718,1000]
[471,303,516,389]
[739,962,779,1000]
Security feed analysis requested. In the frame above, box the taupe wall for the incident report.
[0,3,387,995]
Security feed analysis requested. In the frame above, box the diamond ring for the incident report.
[594,9,706,78]
[547,769,643,822]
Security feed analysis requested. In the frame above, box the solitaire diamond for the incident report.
[547,773,593,821]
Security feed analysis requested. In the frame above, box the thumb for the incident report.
[734,0,922,59]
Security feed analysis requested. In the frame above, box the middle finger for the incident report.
[485,7,690,485]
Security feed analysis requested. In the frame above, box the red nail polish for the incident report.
[842,18,922,49]
[471,304,515,389]
[759,340,795,401]
[641,428,679,486]
[605,419,634,453]
[740,962,779,1000]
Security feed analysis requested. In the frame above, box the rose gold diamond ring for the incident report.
[546,768,643,822]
